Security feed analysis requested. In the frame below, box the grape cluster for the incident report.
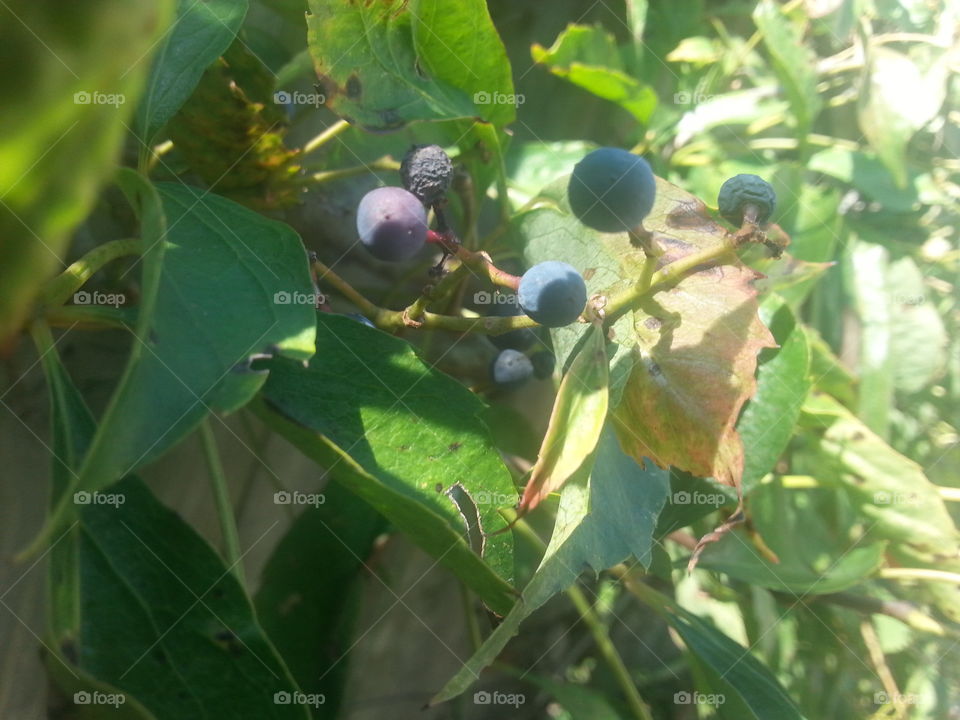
[352,144,590,334]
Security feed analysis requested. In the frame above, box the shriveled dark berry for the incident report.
[400,144,453,205]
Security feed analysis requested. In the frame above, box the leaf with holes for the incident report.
[306,0,514,130]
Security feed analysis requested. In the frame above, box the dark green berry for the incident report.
[400,144,453,205]
[717,174,776,226]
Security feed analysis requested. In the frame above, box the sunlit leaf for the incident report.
[256,314,517,614]
[0,0,173,342]
[531,24,657,124]
[306,0,515,130]
[857,46,948,187]
[519,323,608,515]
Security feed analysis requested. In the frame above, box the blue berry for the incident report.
[568,147,656,232]
[518,261,587,328]
[356,187,428,261]
[491,349,534,388]
[717,174,776,226]
[400,144,453,205]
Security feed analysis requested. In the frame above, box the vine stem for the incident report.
[298,157,400,185]
[880,568,960,584]
[816,593,959,639]
[508,514,655,720]
[43,238,142,307]
[937,486,960,502]
[602,236,741,321]
[199,419,245,586]
[311,259,535,334]
[301,119,351,156]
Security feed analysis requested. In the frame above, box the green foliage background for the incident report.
[0,1,958,719]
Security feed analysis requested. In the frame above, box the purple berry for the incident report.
[356,187,428,261]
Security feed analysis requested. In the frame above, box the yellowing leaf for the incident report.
[609,184,776,490]
[519,323,609,515]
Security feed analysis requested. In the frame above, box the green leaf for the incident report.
[655,471,738,538]
[753,0,821,134]
[887,256,947,393]
[256,314,517,614]
[737,295,811,494]
[256,484,386,719]
[431,428,669,703]
[531,24,657,124]
[29,181,316,558]
[808,147,921,213]
[804,325,857,408]
[663,601,805,720]
[37,325,308,720]
[505,140,592,206]
[306,0,515,130]
[72,478,310,719]
[519,324,609,514]
[845,239,894,437]
[697,480,886,594]
[0,0,173,342]
[857,46,948,187]
[134,0,248,144]
[799,393,960,560]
